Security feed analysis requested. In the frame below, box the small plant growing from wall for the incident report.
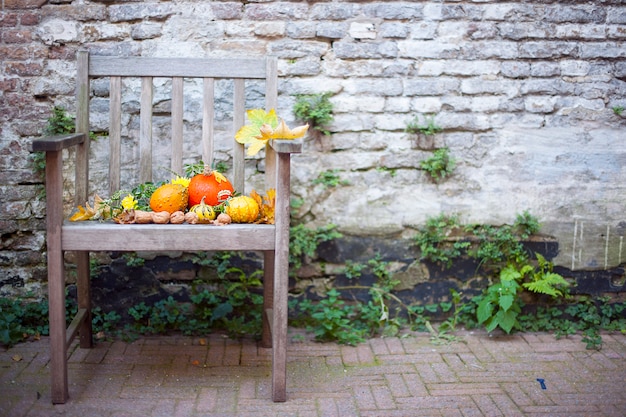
[405,114,443,136]
[32,106,75,176]
[293,92,334,136]
[420,147,456,183]
[405,113,443,150]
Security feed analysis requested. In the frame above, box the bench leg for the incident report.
[46,150,69,404]
[271,247,288,402]
[49,245,68,404]
[76,251,93,348]
[272,152,291,402]
[262,251,274,348]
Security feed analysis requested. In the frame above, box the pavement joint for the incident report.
[1,330,624,416]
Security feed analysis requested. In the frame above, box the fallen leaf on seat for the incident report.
[69,203,97,221]
[12,354,22,362]
[251,188,275,224]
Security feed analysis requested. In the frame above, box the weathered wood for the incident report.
[89,56,268,78]
[171,77,184,176]
[109,76,122,195]
[30,133,85,152]
[262,253,275,348]
[270,138,303,154]
[139,77,153,183]
[202,78,215,169]
[272,151,291,402]
[76,252,92,349]
[66,308,88,346]
[61,223,276,251]
[75,50,90,207]
[35,54,292,404]
[233,78,245,194]
[46,150,68,404]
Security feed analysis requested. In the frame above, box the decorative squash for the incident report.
[188,196,217,223]
[149,183,189,214]
[225,195,259,223]
[187,166,234,207]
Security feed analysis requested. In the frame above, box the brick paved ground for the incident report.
[1,330,625,416]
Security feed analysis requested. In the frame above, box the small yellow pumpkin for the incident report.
[188,196,216,223]
[225,195,259,223]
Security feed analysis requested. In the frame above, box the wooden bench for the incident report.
[31,51,300,404]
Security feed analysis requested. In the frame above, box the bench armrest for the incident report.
[269,138,303,154]
[30,133,87,152]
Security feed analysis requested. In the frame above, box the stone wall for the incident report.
[2,0,626,300]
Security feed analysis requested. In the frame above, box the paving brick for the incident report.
[427,382,503,397]
[472,393,504,416]
[384,337,406,354]
[195,387,218,412]
[401,372,429,397]
[353,385,377,410]
[490,393,524,416]
[1,332,624,416]
[384,373,411,398]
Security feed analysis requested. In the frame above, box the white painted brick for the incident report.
[560,60,591,76]
[410,97,442,113]
[525,96,558,113]
[442,60,500,76]
[349,21,378,40]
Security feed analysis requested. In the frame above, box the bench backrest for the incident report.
[73,50,278,205]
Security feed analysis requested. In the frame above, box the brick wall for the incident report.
[1,1,626,299]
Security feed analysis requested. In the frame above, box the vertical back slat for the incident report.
[233,78,246,194]
[139,77,153,183]
[264,57,279,190]
[75,50,90,205]
[109,76,122,195]
[171,77,184,176]
[202,78,215,169]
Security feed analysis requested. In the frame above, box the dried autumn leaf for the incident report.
[69,204,97,221]
[263,119,309,140]
[213,171,228,184]
[235,109,278,144]
[235,108,308,156]
[251,188,276,224]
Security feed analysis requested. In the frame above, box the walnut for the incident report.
[151,211,170,224]
[215,213,232,226]
[170,211,185,224]
[134,210,153,224]
[184,212,199,224]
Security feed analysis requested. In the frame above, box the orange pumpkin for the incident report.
[149,183,189,214]
[187,166,234,207]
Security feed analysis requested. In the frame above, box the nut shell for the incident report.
[170,211,185,224]
[151,211,170,224]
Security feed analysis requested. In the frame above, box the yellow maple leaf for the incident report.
[236,109,309,156]
[69,204,97,221]
[213,171,228,184]
[269,119,309,140]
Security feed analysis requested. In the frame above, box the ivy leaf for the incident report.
[211,302,233,323]
[496,309,518,333]
[477,298,493,324]
[498,293,515,311]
